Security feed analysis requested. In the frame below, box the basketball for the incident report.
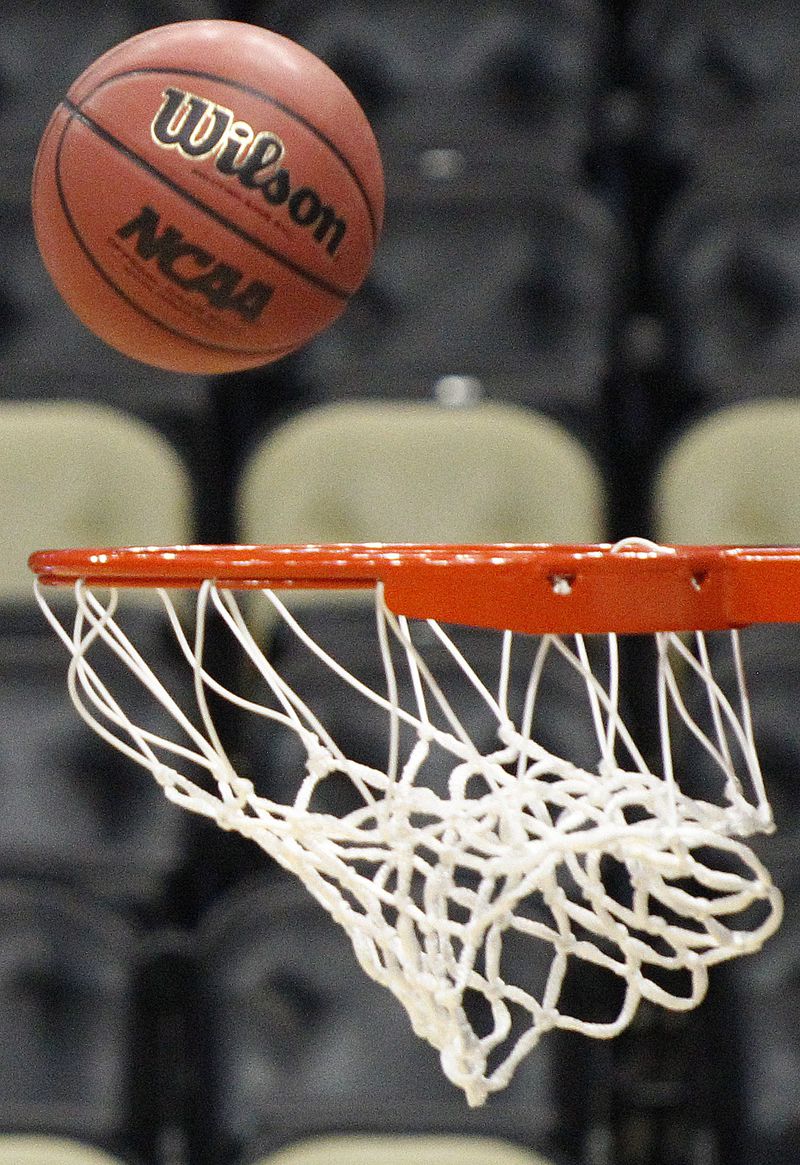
[30,20,385,375]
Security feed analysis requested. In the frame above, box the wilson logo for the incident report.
[116,205,274,322]
[151,87,348,256]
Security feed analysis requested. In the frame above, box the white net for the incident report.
[35,577,782,1106]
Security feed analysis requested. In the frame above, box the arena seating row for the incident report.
[239,0,609,184]
[0,874,586,1165]
[0,0,611,202]
[3,0,800,493]
[627,0,800,176]
[7,154,800,492]
[1,397,800,1161]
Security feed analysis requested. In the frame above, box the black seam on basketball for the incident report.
[63,98,351,303]
[51,112,297,363]
[73,66,380,246]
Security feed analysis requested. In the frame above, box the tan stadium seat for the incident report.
[0,1138,128,1164]
[257,1133,559,1165]
[0,400,192,600]
[654,399,800,545]
[0,400,195,903]
[237,399,606,545]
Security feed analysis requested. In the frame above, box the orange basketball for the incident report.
[31,20,384,374]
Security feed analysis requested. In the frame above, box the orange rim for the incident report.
[28,541,800,635]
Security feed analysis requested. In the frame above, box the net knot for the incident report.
[304,736,339,778]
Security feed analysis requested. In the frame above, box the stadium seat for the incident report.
[0,601,195,904]
[649,168,800,407]
[237,400,606,547]
[628,0,800,172]
[0,880,138,1150]
[227,397,611,881]
[0,400,192,596]
[0,401,195,904]
[245,0,606,182]
[0,1137,129,1164]
[653,399,800,546]
[252,1135,560,1165]
[196,875,585,1165]
[292,188,622,429]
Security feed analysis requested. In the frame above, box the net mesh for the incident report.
[35,577,782,1106]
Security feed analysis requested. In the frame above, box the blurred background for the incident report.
[3,1,800,1164]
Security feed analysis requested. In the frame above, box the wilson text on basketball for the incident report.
[116,205,274,322]
[151,87,348,256]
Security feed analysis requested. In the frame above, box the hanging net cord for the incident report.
[34,578,782,1107]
